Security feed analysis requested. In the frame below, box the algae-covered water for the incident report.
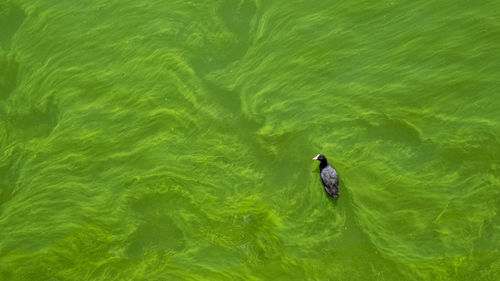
[1,0,499,280]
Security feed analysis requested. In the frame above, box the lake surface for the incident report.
[1,0,499,280]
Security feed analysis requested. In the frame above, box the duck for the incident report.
[312,154,339,198]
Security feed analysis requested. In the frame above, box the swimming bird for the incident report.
[313,154,339,198]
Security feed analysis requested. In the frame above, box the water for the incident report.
[1,0,499,280]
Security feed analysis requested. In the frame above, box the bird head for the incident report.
[312,154,327,161]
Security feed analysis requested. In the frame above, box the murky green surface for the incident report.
[1,0,499,280]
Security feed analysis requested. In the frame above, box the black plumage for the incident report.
[313,154,339,198]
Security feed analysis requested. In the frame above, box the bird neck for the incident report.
[319,160,329,170]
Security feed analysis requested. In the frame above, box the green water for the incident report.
[1,0,499,280]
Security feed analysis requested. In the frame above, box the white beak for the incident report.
[312,154,320,160]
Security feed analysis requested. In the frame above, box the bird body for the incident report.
[313,154,339,198]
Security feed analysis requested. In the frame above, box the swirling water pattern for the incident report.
[0,0,499,280]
